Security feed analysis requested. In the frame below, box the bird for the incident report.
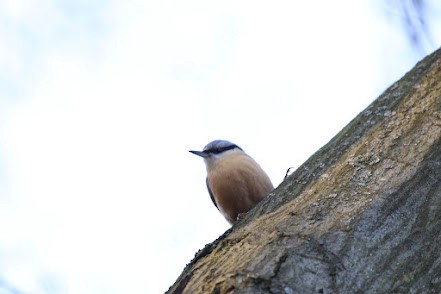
[189,140,274,225]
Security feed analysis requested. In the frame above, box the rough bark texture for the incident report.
[168,48,441,294]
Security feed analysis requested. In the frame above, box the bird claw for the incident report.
[236,212,248,222]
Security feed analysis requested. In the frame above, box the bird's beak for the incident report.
[189,150,208,158]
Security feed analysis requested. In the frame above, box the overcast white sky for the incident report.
[0,1,440,293]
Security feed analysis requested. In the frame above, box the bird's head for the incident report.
[189,140,244,165]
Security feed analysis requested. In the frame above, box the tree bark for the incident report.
[168,48,441,294]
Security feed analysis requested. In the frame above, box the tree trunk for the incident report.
[168,48,441,294]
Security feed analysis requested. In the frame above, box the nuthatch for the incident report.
[190,140,274,225]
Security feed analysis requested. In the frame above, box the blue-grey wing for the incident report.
[206,177,219,210]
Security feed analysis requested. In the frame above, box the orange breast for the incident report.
[207,153,273,224]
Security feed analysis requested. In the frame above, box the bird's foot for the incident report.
[236,212,248,222]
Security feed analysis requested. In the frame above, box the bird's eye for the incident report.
[207,148,219,154]
[206,145,237,154]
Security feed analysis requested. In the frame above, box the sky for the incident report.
[0,1,440,293]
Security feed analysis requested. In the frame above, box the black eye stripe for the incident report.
[205,144,240,154]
